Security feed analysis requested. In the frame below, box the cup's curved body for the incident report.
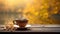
[13,19,28,28]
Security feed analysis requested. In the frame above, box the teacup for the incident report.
[13,19,28,28]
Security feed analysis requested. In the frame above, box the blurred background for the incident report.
[0,0,60,25]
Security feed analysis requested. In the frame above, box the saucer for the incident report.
[14,24,31,28]
[14,25,31,31]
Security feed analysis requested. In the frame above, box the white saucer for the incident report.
[14,24,31,28]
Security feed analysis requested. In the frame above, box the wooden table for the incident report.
[0,25,60,32]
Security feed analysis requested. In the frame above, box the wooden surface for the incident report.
[0,25,60,32]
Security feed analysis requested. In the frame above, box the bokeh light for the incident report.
[0,0,60,25]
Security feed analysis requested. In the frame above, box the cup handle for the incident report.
[13,20,16,24]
